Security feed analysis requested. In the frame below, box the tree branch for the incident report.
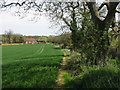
[2,1,26,8]
[116,10,120,13]
[73,2,79,9]
[98,2,109,11]
[86,2,101,24]
[104,2,119,26]
[62,17,71,27]
[57,3,71,28]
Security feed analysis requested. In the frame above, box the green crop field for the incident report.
[2,44,64,88]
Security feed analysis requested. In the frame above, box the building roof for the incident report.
[37,40,46,42]
[25,38,36,41]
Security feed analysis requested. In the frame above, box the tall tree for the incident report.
[44,1,84,50]
[86,0,120,65]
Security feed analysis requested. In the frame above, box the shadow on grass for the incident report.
[64,67,120,88]
[21,54,64,60]
[53,47,62,49]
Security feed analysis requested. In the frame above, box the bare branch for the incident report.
[104,2,119,23]
[2,1,26,8]
[73,2,79,9]
[62,17,71,27]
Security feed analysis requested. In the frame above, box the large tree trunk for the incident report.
[87,1,119,65]
[70,7,79,51]
[95,30,110,65]
[71,30,78,51]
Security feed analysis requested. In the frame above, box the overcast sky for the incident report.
[0,10,60,36]
[0,0,105,36]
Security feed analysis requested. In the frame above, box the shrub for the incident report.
[64,65,120,88]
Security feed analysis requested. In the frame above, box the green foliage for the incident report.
[2,33,24,44]
[63,73,74,88]
[64,51,120,88]
[109,30,120,59]
[64,63,120,88]
[2,31,49,44]
[73,10,110,65]
[12,35,24,43]
[48,33,72,49]
[38,36,48,41]
[2,44,64,88]
[24,36,48,41]
[110,59,120,68]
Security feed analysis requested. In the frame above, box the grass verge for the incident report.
[63,52,120,88]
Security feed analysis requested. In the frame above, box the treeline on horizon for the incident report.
[1,30,72,46]
[1,30,48,44]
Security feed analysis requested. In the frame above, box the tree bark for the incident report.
[87,1,119,65]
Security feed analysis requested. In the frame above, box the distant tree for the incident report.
[5,30,13,44]
[12,35,18,43]
[38,36,48,42]
[59,33,72,48]
[48,33,72,48]
[19,36,24,43]
[12,34,24,43]
[48,35,57,44]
